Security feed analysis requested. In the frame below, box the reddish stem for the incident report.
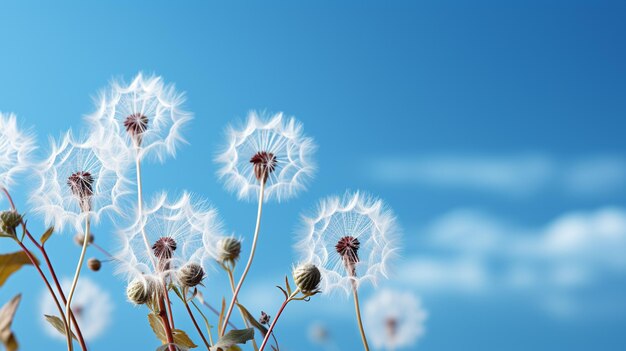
[183,296,211,350]
[158,297,177,351]
[258,298,291,351]
[2,187,88,350]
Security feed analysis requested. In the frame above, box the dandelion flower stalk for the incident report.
[351,280,370,351]
[220,170,266,336]
[181,288,211,350]
[258,288,300,351]
[223,263,259,351]
[65,214,91,350]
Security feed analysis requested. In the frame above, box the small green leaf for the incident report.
[0,295,21,351]
[217,297,226,336]
[0,251,39,287]
[44,315,77,340]
[235,303,268,337]
[39,226,54,245]
[210,328,254,351]
[284,276,291,295]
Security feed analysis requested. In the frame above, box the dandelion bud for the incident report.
[178,263,205,288]
[250,151,277,183]
[0,210,22,237]
[126,278,157,305]
[152,237,177,271]
[87,258,101,272]
[259,311,270,325]
[218,237,241,264]
[73,232,95,246]
[293,263,321,295]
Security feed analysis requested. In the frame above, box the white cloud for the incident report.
[370,154,626,197]
[399,207,626,318]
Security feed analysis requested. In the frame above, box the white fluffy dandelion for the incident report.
[86,72,192,162]
[40,277,113,341]
[0,112,35,191]
[115,192,223,286]
[296,191,400,295]
[216,111,316,202]
[30,131,130,232]
[364,289,427,350]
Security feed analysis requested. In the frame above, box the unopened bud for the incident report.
[0,210,22,237]
[259,311,270,325]
[293,263,321,295]
[87,258,101,271]
[177,263,205,288]
[73,232,95,246]
[126,278,158,305]
[218,237,241,264]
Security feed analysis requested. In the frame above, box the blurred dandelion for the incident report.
[216,111,316,202]
[364,289,427,350]
[40,277,113,341]
[0,112,36,191]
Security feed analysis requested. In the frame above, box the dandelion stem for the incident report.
[158,297,177,351]
[135,154,176,329]
[1,187,81,351]
[351,280,370,351]
[190,300,214,345]
[183,293,211,350]
[225,266,259,351]
[258,289,300,351]
[221,176,266,335]
[65,215,91,351]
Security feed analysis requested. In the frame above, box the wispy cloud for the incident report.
[370,154,626,197]
[399,207,626,318]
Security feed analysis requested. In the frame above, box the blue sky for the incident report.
[1,1,626,350]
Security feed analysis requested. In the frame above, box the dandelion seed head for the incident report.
[0,112,36,191]
[30,131,130,232]
[115,192,223,285]
[364,289,427,350]
[295,191,400,296]
[86,72,192,162]
[216,111,316,202]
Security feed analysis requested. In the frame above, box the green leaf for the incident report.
[44,315,77,340]
[0,295,21,351]
[39,226,54,245]
[284,276,291,295]
[148,313,198,348]
[217,297,225,336]
[210,328,254,351]
[235,303,268,337]
[0,251,39,287]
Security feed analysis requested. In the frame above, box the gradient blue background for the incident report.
[1,1,625,350]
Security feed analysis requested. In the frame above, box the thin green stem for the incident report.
[190,300,214,346]
[225,265,259,351]
[351,281,370,351]
[135,155,176,330]
[65,214,91,351]
[221,177,266,335]
[183,292,211,350]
